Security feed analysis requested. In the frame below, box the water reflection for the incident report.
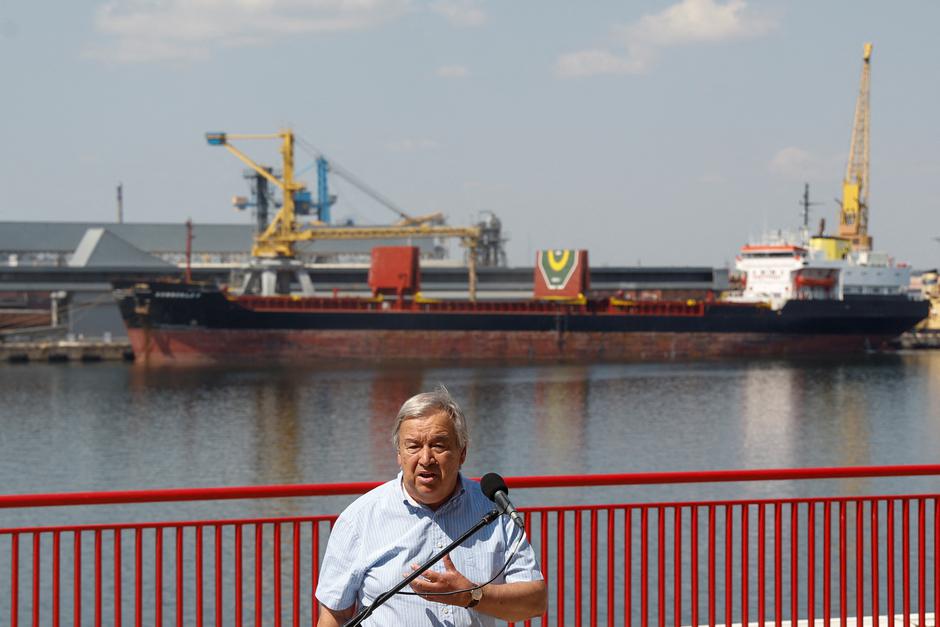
[740,364,796,470]
[0,353,938,515]
[251,375,302,486]
[533,366,589,471]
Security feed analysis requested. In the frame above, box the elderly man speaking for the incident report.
[315,387,547,626]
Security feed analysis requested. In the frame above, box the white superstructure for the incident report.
[730,233,911,310]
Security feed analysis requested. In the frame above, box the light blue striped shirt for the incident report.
[316,473,543,626]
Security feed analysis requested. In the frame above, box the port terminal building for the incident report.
[0,221,728,341]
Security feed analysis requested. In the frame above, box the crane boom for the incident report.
[839,42,873,251]
[207,129,482,299]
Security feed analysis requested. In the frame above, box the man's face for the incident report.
[397,412,467,510]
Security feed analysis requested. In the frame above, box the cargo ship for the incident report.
[114,95,928,365]
[114,245,928,366]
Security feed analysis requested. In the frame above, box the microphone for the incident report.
[480,473,524,530]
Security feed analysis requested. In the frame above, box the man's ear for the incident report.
[459,447,467,466]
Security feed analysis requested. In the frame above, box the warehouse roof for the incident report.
[0,222,438,255]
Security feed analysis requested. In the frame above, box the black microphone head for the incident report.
[480,473,508,501]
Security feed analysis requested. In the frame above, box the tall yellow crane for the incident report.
[838,42,873,251]
[206,130,482,298]
[206,131,311,258]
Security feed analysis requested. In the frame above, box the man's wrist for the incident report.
[465,585,484,608]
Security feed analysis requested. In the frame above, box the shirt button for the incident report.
[437,541,444,548]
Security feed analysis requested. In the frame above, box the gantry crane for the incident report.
[206,130,482,299]
[838,43,873,251]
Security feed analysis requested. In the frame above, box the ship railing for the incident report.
[0,464,937,626]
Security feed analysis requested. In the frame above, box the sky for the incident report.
[1,0,939,268]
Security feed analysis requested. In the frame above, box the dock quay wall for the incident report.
[0,339,134,363]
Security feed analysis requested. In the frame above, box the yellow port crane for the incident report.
[206,130,482,299]
[838,42,873,251]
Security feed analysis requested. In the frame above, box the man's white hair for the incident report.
[392,385,470,451]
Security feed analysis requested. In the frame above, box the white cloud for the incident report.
[555,49,642,79]
[386,138,440,152]
[429,0,486,27]
[556,0,775,78]
[769,147,818,179]
[436,64,469,78]
[86,0,411,63]
[697,172,726,184]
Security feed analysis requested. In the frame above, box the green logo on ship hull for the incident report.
[538,250,579,289]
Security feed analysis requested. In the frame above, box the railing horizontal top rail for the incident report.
[0,463,937,510]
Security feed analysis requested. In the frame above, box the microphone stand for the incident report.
[343,508,501,626]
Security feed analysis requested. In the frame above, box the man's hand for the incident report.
[408,554,547,622]
[407,554,475,607]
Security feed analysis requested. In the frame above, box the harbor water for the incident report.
[1,351,939,525]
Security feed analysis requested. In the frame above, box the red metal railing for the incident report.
[0,464,937,626]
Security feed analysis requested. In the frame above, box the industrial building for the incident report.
[0,220,727,343]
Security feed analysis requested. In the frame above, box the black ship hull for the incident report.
[114,281,929,365]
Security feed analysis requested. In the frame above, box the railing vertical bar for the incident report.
[31,532,39,627]
[608,509,616,627]
[591,509,599,627]
[176,527,184,627]
[725,505,732,627]
[674,507,681,627]
[541,511,549,626]
[658,506,665,627]
[53,531,60,627]
[691,506,698,627]
[903,500,910,627]
[839,501,846,627]
[625,507,632,627]
[155,528,163,627]
[255,523,263,627]
[235,524,243,627]
[196,526,204,627]
[311,521,320,627]
[855,501,864,625]
[12,532,19,627]
[774,503,782,627]
[215,525,223,627]
[918,498,926,627]
[808,503,815,627]
[642,507,649,627]
[824,501,831,627]
[741,505,749,627]
[274,523,282,627]
[524,512,534,627]
[870,500,878,627]
[758,504,766,627]
[557,511,566,627]
[708,504,715,627]
[887,500,895,627]
[791,502,798,627]
[95,528,102,627]
[573,509,582,627]
[115,529,122,627]
[292,521,300,627]
[934,498,939,627]
[135,528,142,627]
[74,531,82,627]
